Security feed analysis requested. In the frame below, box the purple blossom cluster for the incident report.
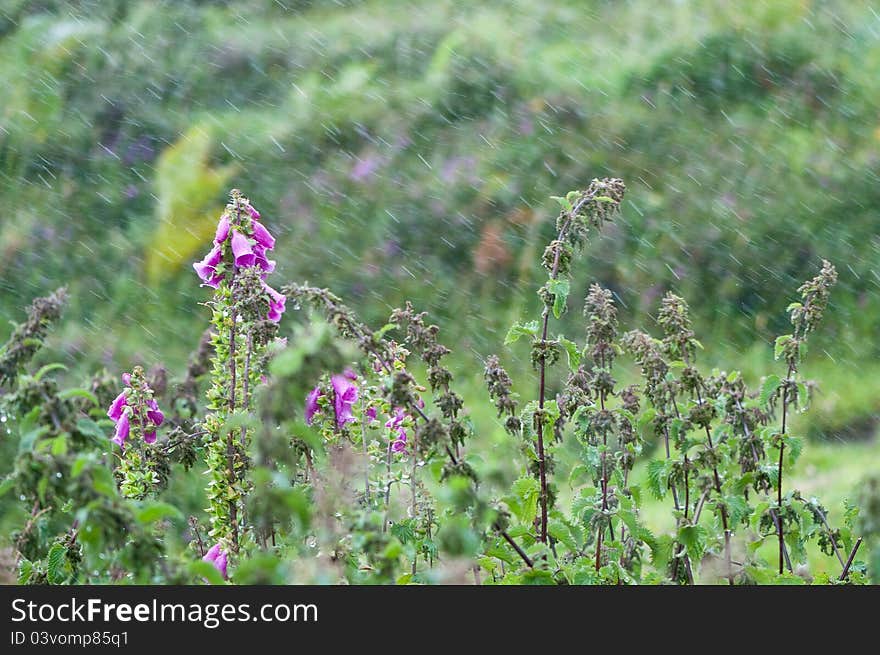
[193,200,285,323]
[305,370,412,455]
[305,369,359,429]
[107,372,165,449]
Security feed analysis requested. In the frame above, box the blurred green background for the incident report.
[1,0,878,570]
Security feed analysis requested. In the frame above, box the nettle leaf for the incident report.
[649,535,674,571]
[725,494,751,526]
[47,543,68,584]
[18,560,33,585]
[558,336,582,371]
[677,525,707,562]
[774,335,793,361]
[504,320,540,345]
[507,477,541,524]
[637,408,656,440]
[547,278,570,319]
[759,375,782,407]
[647,459,670,500]
[784,436,804,465]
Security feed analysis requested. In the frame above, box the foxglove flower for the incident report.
[215,215,230,244]
[365,406,378,423]
[252,221,275,250]
[305,386,322,425]
[331,374,358,428]
[194,245,224,288]
[391,428,407,454]
[230,230,255,268]
[108,391,127,421]
[107,368,164,450]
[262,281,286,323]
[146,399,164,426]
[203,543,229,579]
[111,412,130,448]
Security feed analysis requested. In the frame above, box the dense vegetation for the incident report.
[0,0,878,583]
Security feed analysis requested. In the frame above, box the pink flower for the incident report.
[252,220,275,250]
[365,406,378,423]
[391,428,407,454]
[262,281,286,323]
[144,430,157,444]
[331,374,358,429]
[146,399,164,426]
[214,215,231,244]
[107,391,127,420]
[385,407,407,431]
[230,230,255,268]
[247,204,261,221]
[203,543,228,579]
[194,244,224,288]
[111,412,130,448]
[305,386,322,425]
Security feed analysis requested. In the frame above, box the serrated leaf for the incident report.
[784,436,804,464]
[648,460,671,501]
[18,560,33,585]
[47,543,67,584]
[759,374,782,406]
[677,525,707,562]
[558,336,582,371]
[504,320,540,346]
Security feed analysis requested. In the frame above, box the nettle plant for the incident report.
[0,182,867,585]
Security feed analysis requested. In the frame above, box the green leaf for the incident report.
[784,436,804,464]
[550,195,573,213]
[190,559,226,585]
[796,381,809,411]
[0,475,16,498]
[774,335,792,361]
[75,418,106,443]
[47,543,68,584]
[508,477,541,524]
[136,502,184,525]
[504,320,540,345]
[759,374,782,406]
[547,278,570,319]
[18,560,33,585]
[677,525,707,562]
[558,336,582,372]
[90,466,117,498]
[58,388,99,405]
[647,459,669,500]
[33,363,67,381]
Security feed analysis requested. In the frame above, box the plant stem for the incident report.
[227,283,239,552]
[501,530,534,569]
[361,396,371,505]
[778,362,795,575]
[536,191,597,544]
[734,397,793,572]
[839,537,863,581]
